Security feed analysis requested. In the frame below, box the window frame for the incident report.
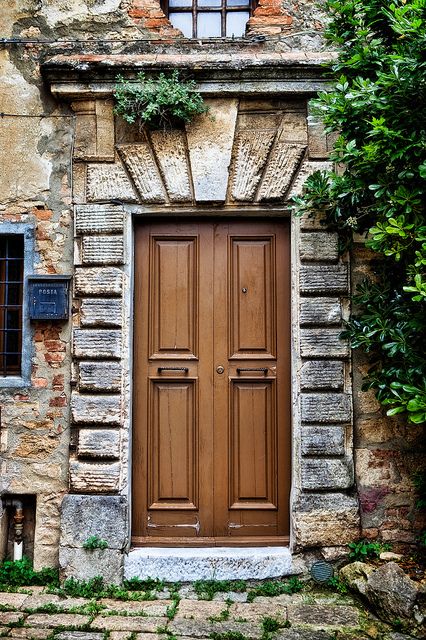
[161,0,257,39]
[0,223,34,387]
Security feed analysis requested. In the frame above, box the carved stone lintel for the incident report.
[86,163,138,203]
[117,143,166,203]
[258,143,306,201]
[150,130,192,202]
[231,130,275,201]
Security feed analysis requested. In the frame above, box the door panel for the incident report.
[132,220,290,544]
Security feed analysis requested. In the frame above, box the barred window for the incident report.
[0,236,24,376]
[163,0,256,38]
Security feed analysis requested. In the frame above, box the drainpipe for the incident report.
[1,498,24,561]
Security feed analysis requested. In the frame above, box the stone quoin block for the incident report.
[59,547,124,585]
[301,457,354,491]
[69,460,121,493]
[300,297,342,325]
[150,130,193,202]
[301,425,346,456]
[300,360,345,390]
[117,143,167,203]
[86,163,138,203]
[258,142,306,201]
[75,204,124,235]
[73,329,122,359]
[60,494,128,549]
[77,428,120,459]
[74,267,123,296]
[81,236,124,265]
[78,361,122,392]
[80,298,122,327]
[301,393,352,423]
[231,130,276,201]
[300,264,348,293]
[300,328,349,358]
[293,493,360,547]
[71,392,121,425]
[299,232,339,262]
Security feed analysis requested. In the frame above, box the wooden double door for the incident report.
[132,220,291,545]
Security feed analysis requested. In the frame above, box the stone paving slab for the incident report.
[99,599,173,616]
[25,614,91,629]
[229,601,287,622]
[49,599,94,612]
[21,595,61,610]
[275,630,335,640]
[0,627,9,636]
[169,619,264,639]
[0,594,28,609]
[55,633,104,640]
[175,600,227,620]
[8,629,52,639]
[0,612,25,625]
[91,615,166,632]
[287,604,360,627]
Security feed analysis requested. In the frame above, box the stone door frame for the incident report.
[44,60,360,581]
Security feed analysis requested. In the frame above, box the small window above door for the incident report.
[163,0,256,38]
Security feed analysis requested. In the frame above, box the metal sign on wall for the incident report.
[28,276,71,321]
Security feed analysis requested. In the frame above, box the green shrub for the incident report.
[114,71,208,130]
[348,540,390,561]
[0,557,59,588]
[82,535,108,550]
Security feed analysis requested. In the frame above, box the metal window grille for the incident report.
[0,235,24,376]
[162,0,257,38]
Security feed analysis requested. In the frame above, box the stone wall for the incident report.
[0,0,422,578]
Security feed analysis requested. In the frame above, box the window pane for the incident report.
[169,0,192,6]
[227,0,250,5]
[197,11,222,37]
[226,10,249,36]
[169,12,193,37]
[198,0,221,6]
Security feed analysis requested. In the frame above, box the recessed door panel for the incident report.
[230,237,276,359]
[148,379,198,510]
[150,237,198,359]
[229,380,277,510]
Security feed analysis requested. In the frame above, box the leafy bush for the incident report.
[0,557,59,587]
[292,0,426,424]
[114,71,208,130]
[82,535,108,550]
[348,540,390,561]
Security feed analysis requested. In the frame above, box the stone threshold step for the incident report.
[124,546,293,582]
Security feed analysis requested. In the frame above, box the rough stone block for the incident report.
[81,236,124,265]
[75,204,124,235]
[69,460,120,493]
[301,425,345,456]
[117,143,167,203]
[73,329,122,359]
[301,457,353,490]
[71,392,121,425]
[186,99,238,202]
[91,616,166,632]
[288,161,333,199]
[300,264,348,293]
[59,547,123,585]
[86,163,138,203]
[78,361,121,392]
[301,360,345,390]
[301,393,352,423]
[74,267,123,296]
[72,99,114,162]
[259,142,306,201]
[293,493,360,547]
[24,614,90,629]
[77,428,120,459]
[300,328,349,358]
[300,298,342,325]
[150,130,192,202]
[287,604,359,627]
[80,298,122,327]
[300,232,339,262]
[60,494,128,549]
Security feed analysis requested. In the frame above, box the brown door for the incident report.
[132,220,291,545]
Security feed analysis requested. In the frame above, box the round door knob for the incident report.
[216,365,225,374]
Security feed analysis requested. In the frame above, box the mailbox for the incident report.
[28,276,71,321]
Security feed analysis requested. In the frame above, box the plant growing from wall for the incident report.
[82,535,108,550]
[293,0,426,424]
[114,71,208,130]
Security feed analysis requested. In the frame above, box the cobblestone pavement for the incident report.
[0,585,418,640]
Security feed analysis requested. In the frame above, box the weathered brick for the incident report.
[74,267,123,296]
[81,236,124,265]
[301,393,352,423]
[300,360,344,390]
[75,204,124,235]
[300,232,339,262]
[77,428,120,459]
[78,361,121,392]
[80,298,122,327]
[300,297,341,325]
[300,328,349,358]
[73,329,122,359]
[71,392,121,425]
[301,425,345,456]
[300,264,348,293]
[301,457,354,490]
[69,460,120,492]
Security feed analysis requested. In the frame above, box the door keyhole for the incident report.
[242,287,248,294]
